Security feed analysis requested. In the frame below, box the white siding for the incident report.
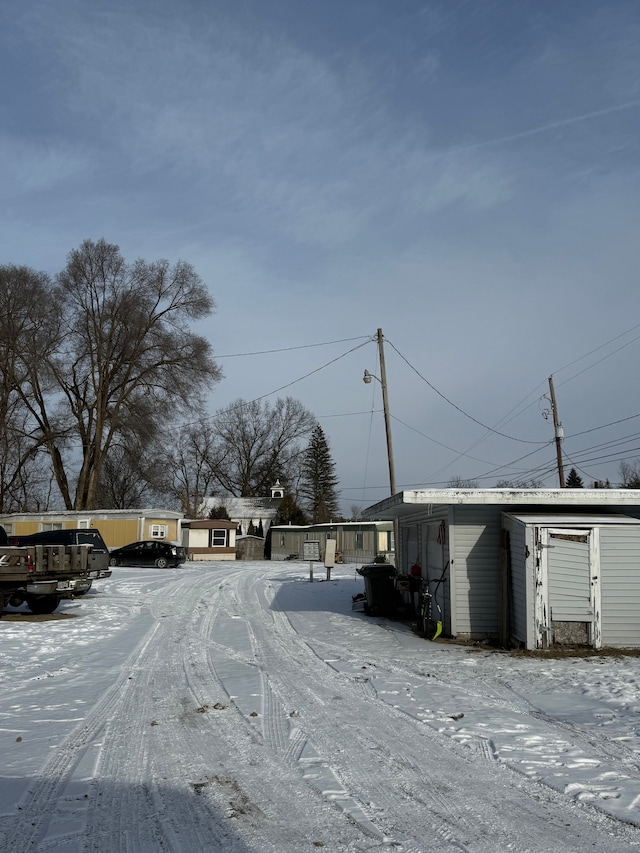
[600,527,640,647]
[451,506,502,638]
[548,535,592,621]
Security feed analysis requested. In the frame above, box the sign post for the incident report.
[303,541,321,582]
[324,539,336,581]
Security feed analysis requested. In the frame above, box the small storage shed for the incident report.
[235,534,266,561]
[504,513,640,649]
[363,488,640,649]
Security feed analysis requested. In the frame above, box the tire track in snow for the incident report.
[174,567,390,850]
[227,567,640,852]
[2,622,163,852]
[230,570,485,851]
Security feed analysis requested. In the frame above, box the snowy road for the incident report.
[2,561,640,852]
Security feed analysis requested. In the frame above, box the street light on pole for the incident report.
[363,328,396,497]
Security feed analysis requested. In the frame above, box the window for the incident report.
[42,523,63,531]
[279,534,285,546]
[77,519,90,529]
[210,529,228,547]
[150,524,167,539]
[355,532,363,549]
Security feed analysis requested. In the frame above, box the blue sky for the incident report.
[2,0,640,510]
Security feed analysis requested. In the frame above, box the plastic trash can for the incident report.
[356,564,397,617]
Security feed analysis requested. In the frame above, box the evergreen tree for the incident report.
[257,519,264,537]
[208,503,231,520]
[565,468,584,488]
[300,425,340,523]
[272,493,308,525]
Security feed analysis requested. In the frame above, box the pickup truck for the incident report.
[7,528,112,598]
[0,541,92,615]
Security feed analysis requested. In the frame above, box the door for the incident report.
[542,528,600,648]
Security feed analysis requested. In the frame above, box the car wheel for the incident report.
[26,594,60,615]
[155,557,168,568]
[109,556,119,567]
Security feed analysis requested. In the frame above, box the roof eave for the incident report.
[362,488,640,520]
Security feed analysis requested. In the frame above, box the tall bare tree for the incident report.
[164,419,226,517]
[0,265,60,511]
[5,240,222,510]
[95,442,166,509]
[209,397,316,497]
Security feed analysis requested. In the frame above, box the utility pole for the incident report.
[548,375,565,488]
[376,328,396,496]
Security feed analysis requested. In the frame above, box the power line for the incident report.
[566,412,640,439]
[215,335,372,358]
[389,413,499,466]
[180,339,372,428]
[553,322,640,379]
[385,338,546,445]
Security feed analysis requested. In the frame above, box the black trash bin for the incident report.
[356,564,397,617]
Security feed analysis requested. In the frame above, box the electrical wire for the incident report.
[182,339,372,427]
[215,334,372,359]
[385,338,547,445]
[552,322,640,379]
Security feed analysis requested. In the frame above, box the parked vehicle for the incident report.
[0,525,93,615]
[108,540,187,568]
[9,528,112,596]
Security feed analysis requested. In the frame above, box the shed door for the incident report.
[545,528,599,646]
[548,533,591,620]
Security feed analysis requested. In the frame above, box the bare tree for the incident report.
[95,442,166,509]
[164,419,226,517]
[8,240,222,510]
[447,475,479,488]
[495,478,543,488]
[619,460,640,489]
[209,397,316,497]
[0,265,60,511]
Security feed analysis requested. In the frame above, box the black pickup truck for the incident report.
[3,528,112,608]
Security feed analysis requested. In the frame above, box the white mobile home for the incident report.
[266,521,395,565]
[363,489,640,649]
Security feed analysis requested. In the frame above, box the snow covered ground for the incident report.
[2,560,640,852]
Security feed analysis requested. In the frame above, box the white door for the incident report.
[538,527,601,648]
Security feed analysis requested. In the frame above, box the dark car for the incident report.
[108,540,187,568]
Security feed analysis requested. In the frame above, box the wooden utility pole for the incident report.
[376,328,396,496]
[548,375,565,488]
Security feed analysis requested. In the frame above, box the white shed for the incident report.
[363,488,640,649]
[503,513,640,650]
